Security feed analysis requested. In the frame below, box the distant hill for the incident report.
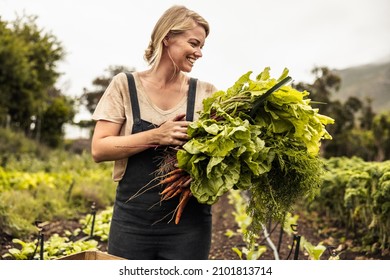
[332,61,390,113]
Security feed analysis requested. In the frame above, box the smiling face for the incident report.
[163,24,207,73]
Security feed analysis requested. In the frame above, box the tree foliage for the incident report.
[76,65,135,132]
[81,65,135,115]
[40,88,75,147]
[0,14,74,147]
[295,66,389,161]
[372,112,390,161]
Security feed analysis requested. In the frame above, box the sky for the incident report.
[1,0,390,123]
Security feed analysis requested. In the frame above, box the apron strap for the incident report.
[126,73,142,133]
[186,78,197,121]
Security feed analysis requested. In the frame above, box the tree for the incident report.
[39,87,75,147]
[77,65,135,134]
[0,14,74,147]
[0,14,65,135]
[81,65,135,115]
[294,66,382,160]
[295,67,341,117]
[0,18,32,128]
[359,97,375,130]
[372,112,390,161]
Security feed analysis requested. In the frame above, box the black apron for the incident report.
[107,73,212,260]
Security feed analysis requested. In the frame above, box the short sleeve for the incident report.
[92,73,127,124]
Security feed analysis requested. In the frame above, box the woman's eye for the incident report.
[189,41,203,49]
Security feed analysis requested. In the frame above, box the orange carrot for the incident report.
[127,172,184,202]
[160,184,177,196]
[159,173,183,185]
[161,186,179,200]
[180,177,192,188]
[175,189,192,224]
[161,180,189,200]
[166,168,185,176]
[165,187,182,200]
[161,174,186,194]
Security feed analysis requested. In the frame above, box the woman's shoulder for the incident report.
[113,72,130,83]
[196,78,214,87]
[195,78,218,95]
[108,72,139,93]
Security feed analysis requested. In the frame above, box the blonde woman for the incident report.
[91,5,217,260]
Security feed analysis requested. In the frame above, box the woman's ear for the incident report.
[163,36,169,46]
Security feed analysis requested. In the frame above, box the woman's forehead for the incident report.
[179,25,207,42]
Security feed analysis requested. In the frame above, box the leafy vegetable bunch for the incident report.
[172,67,334,230]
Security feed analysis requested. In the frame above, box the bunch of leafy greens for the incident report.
[176,67,334,232]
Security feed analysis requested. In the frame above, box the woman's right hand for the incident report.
[92,114,191,163]
[155,114,190,146]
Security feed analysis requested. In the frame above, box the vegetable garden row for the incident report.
[1,152,388,259]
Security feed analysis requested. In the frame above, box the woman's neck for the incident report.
[142,66,186,89]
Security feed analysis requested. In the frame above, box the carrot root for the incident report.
[175,190,192,224]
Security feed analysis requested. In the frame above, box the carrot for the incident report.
[152,186,192,225]
[165,187,182,200]
[175,189,192,224]
[180,176,192,188]
[149,178,185,209]
[160,185,176,197]
[159,173,183,185]
[127,172,185,202]
[161,175,181,191]
[160,174,186,194]
[161,182,185,200]
[161,186,179,200]
[166,168,185,176]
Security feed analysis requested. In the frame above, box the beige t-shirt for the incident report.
[92,72,217,181]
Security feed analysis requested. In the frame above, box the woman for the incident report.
[91,5,217,260]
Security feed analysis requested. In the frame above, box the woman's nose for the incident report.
[194,48,203,58]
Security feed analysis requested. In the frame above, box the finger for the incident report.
[177,132,190,143]
[173,114,186,121]
[175,126,189,133]
[172,140,186,146]
[177,120,190,128]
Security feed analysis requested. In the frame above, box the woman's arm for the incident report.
[91,114,190,162]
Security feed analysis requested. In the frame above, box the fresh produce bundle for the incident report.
[142,67,334,233]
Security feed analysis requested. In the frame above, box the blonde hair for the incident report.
[144,5,210,68]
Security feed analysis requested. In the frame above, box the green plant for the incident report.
[176,67,333,236]
[2,234,99,260]
[80,207,112,242]
[0,150,115,237]
[226,190,267,260]
[308,157,390,253]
